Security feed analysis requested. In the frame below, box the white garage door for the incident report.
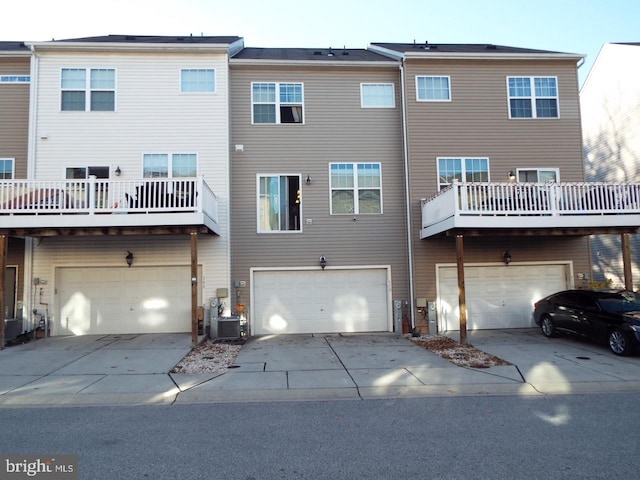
[253,268,391,335]
[56,266,192,335]
[437,264,568,331]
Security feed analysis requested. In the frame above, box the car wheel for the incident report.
[609,328,632,356]
[540,315,556,338]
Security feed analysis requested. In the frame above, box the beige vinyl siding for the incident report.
[230,64,409,315]
[0,58,30,178]
[404,57,589,329]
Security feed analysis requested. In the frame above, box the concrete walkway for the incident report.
[1,329,639,407]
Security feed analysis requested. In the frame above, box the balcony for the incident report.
[0,177,220,236]
[421,181,640,238]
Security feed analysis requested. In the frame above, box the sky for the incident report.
[1,0,638,87]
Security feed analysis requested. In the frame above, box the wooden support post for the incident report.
[190,230,198,348]
[0,234,7,350]
[456,234,467,344]
[622,233,633,291]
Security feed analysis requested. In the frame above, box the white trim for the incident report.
[179,68,216,94]
[329,162,383,215]
[59,66,117,112]
[0,157,15,178]
[360,82,395,108]
[416,75,451,102]
[255,173,303,233]
[506,75,560,119]
[249,265,394,335]
[251,81,305,125]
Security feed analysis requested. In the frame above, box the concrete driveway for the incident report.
[1,329,639,407]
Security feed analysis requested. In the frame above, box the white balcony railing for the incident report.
[0,177,219,233]
[421,181,640,238]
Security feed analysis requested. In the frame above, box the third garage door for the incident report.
[252,268,391,335]
[437,263,568,331]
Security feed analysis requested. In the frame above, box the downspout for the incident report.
[400,58,416,332]
[24,44,39,331]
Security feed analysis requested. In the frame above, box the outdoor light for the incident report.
[115,166,122,176]
[319,255,327,270]
[305,175,311,185]
[126,250,134,267]
[508,170,516,180]
[503,250,511,265]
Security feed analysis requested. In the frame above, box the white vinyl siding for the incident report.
[30,51,233,316]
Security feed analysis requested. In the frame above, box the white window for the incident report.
[517,168,559,182]
[181,69,215,93]
[330,163,382,214]
[252,82,304,124]
[257,174,302,232]
[438,158,489,190]
[0,75,30,84]
[416,76,451,101]
[65,166,110,179]
[0,158,15,179]
[61,68,115,111]
[143,154,197,178]
[361,83,395,108]
[507,76,558,118]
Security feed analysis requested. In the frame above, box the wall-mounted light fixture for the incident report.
[319,255,327,270]
[115,166,122,176]
[126,250,134,267]
[508,170,516,181]
[503,250,511,265]
[305,175,311,185]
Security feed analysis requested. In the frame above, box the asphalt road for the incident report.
[1,394,638,479]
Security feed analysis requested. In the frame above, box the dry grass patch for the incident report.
[409,335,510,368]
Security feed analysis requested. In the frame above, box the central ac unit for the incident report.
[217,317,241,339]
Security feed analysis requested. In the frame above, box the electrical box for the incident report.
[393,300,403,333]
[416,297,427,308]
[216,288,229,298]
[427,301,437,333]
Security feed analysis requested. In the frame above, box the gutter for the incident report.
[399,58,416,332]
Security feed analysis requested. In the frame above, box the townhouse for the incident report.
[228,47,409,335]
[369,42,640,334]
[3,36,640,344]
[1,42,30,344]
[1,35,243,345]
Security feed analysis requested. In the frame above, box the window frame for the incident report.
[516,168,560,183]
[0,158,15,179]
[507,76,559,119]
[60,67,116,112]
[142,153,198,178]
[437,157,490,191]
[180,68,216,93]
[329,162,383,215]
[0,75,30,84]
[251,82,305,124]
[360,83,395,108]
[256,174,303,233]
[416,75,451,102]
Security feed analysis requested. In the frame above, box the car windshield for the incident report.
[598,294,640,313]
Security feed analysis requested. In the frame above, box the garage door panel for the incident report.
[438,264,567,331]
[57,266,191,335]
[254,269,389,335]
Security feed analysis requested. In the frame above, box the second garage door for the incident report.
[437,263,569,331]
[56,266,192,336]
[252,268,391,335]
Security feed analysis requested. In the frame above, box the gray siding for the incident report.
[230,64,409,315]
[403,58,589,329]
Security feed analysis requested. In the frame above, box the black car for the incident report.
[533,289,640,355]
